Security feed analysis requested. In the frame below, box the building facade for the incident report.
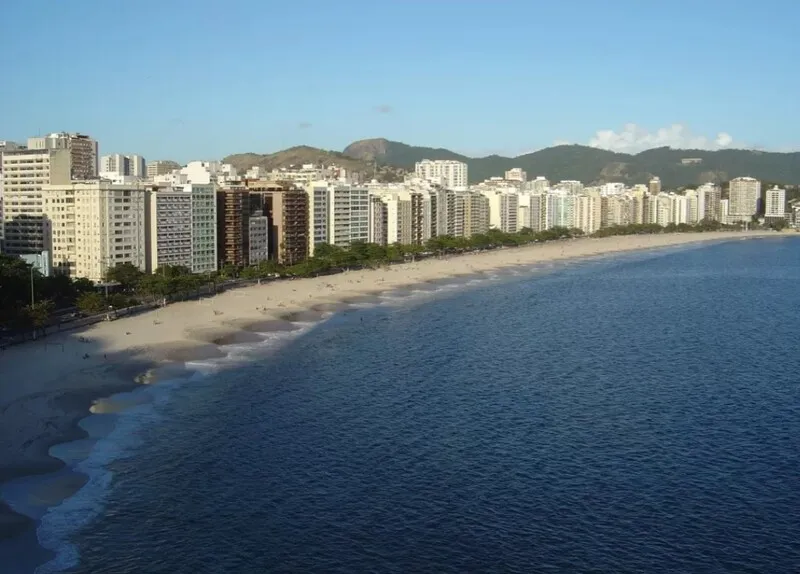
[28,133,98,180]
[146,160,181,179]
[1,148,71,254]
[414,160,468,191]
[248,184,309,265]
[728,177,761,222]
[216,188,250,267]
[148,184,217,273]
[42,181,147,281]
[764,186,786,219]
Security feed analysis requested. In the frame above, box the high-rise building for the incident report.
[697,183,721,221]
[307,182,369,252]
[719,198,731,225]
[410,192,431,245]
[148,184,217,273]
[42,181,147,281]
[100,154,129,176]
[764,186,786,220]
[100,154,147,178]
[504,168,527,183]
[574,192,602,234]
[461,192,490,238]
[414,160,468,191]
[481,190,519,233]
[28,133,98,180]
[547,192,576,228]
[249,183,309,265]
[529,193,549,231]
[368,196,389,245]
[146,160,181,179]
[216,188,250,267]
[129,155,146,178]
[602,194,634,227]
[555,180,583,194]
[248,214,270,266]
[1,148,71,254]
[728,177,760,222]
[648,176,662,196]
[525,176,550,194]
[0,141,23,250]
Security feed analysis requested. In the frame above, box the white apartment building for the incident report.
[602,194,634,227]
[574,192,602,234]
[148,184,217,273]
[248,215,270,265]
[728,177,760,222]
[371,186,433,245]
[764,186,786,219]
[685,189,701,224]
[648,194,675,226]
[517,193,530,232]
[547,192,576,228]
[719,198,731,225]
[555,180,583,194]
[28,132,98,180]
[307,181,329,256]
[505,168,527,183]
[268,164,330,186]
[481,190,519,233]
[332,185,370,247]
[180,161,238,185]
[527,193,548,231]
[460,192,490,238]
[307,182,370,253]
[670,194,689,225]
[368,196,389,245]
[600,182,626,196]
[42,181,147,281]
[524,176,550,194]
[697,183,721,221]
[1,148,71,254]
[414,160,468,191]
[100,154,128,175]
[100,154,147,178]
[129,155,146,178]
[146,160,181,178]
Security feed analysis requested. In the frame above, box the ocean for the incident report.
[15,237,800,572]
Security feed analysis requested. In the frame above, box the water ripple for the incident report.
[59,238,800,573]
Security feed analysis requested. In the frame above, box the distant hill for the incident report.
[342,138,800,188]
[223,146,405,182]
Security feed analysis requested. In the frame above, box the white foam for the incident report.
[31,320,328,572]
[34,380,182,573]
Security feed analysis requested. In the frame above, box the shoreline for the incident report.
[0,231,778,553]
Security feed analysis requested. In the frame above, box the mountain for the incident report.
[342,138,800,188]
[223,146,405,182]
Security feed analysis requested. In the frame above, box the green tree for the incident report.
[76,291,107,315]
[26,299,55,337]
[105,262,144,291]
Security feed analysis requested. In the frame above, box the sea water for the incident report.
[25,237,800,573]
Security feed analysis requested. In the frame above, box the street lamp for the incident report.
[30,266,35,307]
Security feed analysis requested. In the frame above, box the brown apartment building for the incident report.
[245,180,309,265]
[216,187,249,267]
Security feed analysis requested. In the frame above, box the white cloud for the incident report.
[588,123,737,153]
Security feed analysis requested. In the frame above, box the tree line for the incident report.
[0,219,752,338]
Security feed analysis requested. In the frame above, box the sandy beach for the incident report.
[0,231,775,544]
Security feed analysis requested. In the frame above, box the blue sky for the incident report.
[2,0,798,161]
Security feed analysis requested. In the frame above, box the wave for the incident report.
[28,264,555,572]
